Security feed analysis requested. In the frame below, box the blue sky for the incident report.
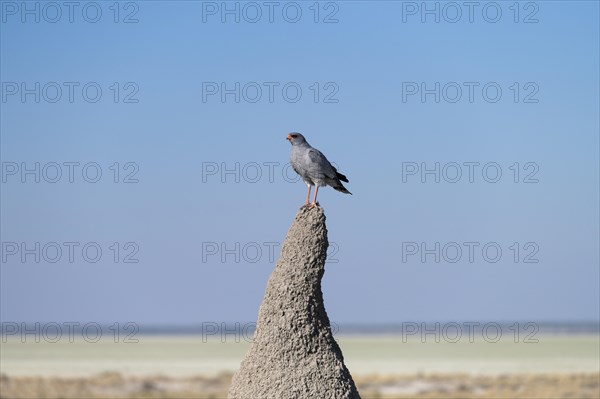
[1,1,598,325]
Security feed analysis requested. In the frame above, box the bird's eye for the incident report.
[291,134,298,138]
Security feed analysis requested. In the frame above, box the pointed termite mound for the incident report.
[228,206,360,399]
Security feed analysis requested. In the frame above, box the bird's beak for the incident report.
[286,134,292,141]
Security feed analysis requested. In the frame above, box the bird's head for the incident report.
[286,132,307,146]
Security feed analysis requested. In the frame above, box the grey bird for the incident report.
[287,132,351,207]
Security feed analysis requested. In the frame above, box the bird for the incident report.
[286,132,351,207]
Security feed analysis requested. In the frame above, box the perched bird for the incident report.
[287,132,351,207]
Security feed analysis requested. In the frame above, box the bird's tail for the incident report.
[333,181,352,195]
[336,172,349,183]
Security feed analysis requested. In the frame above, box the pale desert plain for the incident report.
[1,328,599,399]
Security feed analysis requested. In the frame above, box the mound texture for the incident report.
[228,206,360,399]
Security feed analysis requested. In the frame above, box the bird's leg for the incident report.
[306,185,312,205]
[310,186,320,208]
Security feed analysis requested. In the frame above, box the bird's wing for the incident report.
[305,148,337,178]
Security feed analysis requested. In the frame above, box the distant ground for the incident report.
[1,334,599,398]
[1,372,599,399]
